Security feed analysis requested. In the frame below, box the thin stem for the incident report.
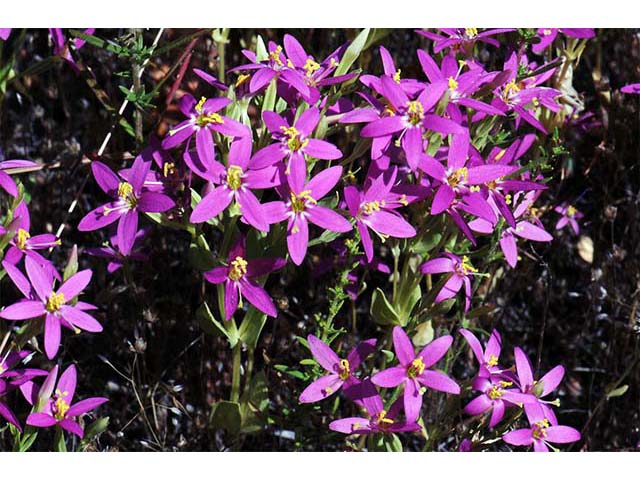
[230,342,242,403]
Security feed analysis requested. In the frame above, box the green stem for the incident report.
[230,342,242,403]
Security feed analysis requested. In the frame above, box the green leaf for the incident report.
[370,288,400,326]
[63,245,78,282]
[606,384,629,399]
[196,302,239,347]
[240,371,269,434]
[255,35,268,62]
[210,401,242,435]
[68,29,106,48]
[412,321,434,348]
[261,78,278,114]
[238,306,268,350]
[80,417,110,448]
[334,28,370,76]
[188,234,216,271]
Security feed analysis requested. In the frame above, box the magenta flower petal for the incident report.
[503,428,534,446]
[59,306,103,333]
[515,347,534,389]
[307,206,352,233]
[514,221,553,242]
[0,300,46,320]
[403,379,422,422]
[421,257,454,275]
[25,256,53,301]
[66,397,108,417]
[418,370,460,394]
[91,161,120,195]
[431,185,455,214]
[459,329,484,364]
[44,314,62,359]
[239,279,277,317]
[59,418,84,438]
[393,326,415,366]
[371,366,406,388]
[307,335,340,372]
[360,116,404,138]
[117,210,138,256]
[78,204,122,232]
[57,269,92,301]
[26,412,57,428]
[287,217,309,265]
[329,417,371,434]
[304,139,342,160]
[137,192,175,213]
[346,339,377,369]
[367,210,416,238]
[464,394,492,416]
[418,335,453,368]
[237,189,269,232]
[191,186,233,223]
[203,267,229,284]
[545,426,581,444]
[489,400,505,428]
[295,108,320,137]
[500,231,519,267]
[224,281,239,321]
[298,374,343,403]
[539,365,565,396]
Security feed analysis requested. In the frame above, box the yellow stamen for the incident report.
[226,165,244,191]
[269,46,284,66]
[459,255,477,275]
[399,194,408,206]
[464,28,478,39]
[116,181,138,209]
[163,162,176,177]
[16,228,30,250]
[338,359,351,381]
[235,73,250,88]
[488,385,504,400]
[448,76,459,91]
[494,149,506,161]
[280,126,309,152]
[361,200,384,216]
[532,419,550,440]
[46,292,66,313]
[406,357,425,378]
[567,205,577,217]
[376,410,395,428]
[304,58,320,77]
[502,80,522,102]
[53,397,70,421]
[405,100,425,126]
[447,167,468,188]
[487,354,499,367]
[228,256,248,281]
[195,96,207,114]
[290,190,316,214]
[393,69,402,84]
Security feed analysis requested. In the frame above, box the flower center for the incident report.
[304,58,320,77]
[228,256,248,281]
[194,96,224,127]
[448,76,459,91]
[464,28,478,39]
[502,80,522,103]
[447,167,468,188]
[53,395,70,421]
[488,385,504,400]
[280,126,309,152]
[290,190,316,214]
[486,354,499,367]
[457,255,477,276]
[46,292,66,313]
[16,228,30,250]
[532,419,550,440]
[375,410,395,429]
[404,100,425,126]
[269,45,284,66]
[226,165,244,191]
[360,200,385,217]
[117,181,138,210]
[406,357,425,379]
[338,359,351,381]
[567,205,577,217]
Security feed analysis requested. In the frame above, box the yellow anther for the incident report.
[488,385,504,400]
[531,97,540,107]
[393,69,402,84]
[464,28,478,39]
[195,96,207,114]
[290,190,316,214]
[163,162,176,177]
[458,59,467,68]
[383,104,396,117]
[304,58,320,77]
[487,354,499,367]
[46,292,66,313]
[53,397,70,421]
[270,45,284,66]
[338,359,351,381]
[567,205,577,217]
[505,194,512,205]
[118,181,133,199]
[235,73,250,88]
[406,357,425,378]
[499,381,513,388]
[460,255,477,275]
[448,76,459,91]
[196,112,224,128]
[405,100,425,126]
[494,149,506,161]
[228,256,248,281]
[376,410,395,427]
[280,126,309,152]
[226,165,244,191]
[361,200,383,216]
[502,80,522,102]
[532,419,550,440]
[16,228,30,250]
[469,186,481,192]
[399,194,408,206]
[287,58,294,68]
[330,58,339,68]
[543,29,552,36]
[447,167,469,188]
